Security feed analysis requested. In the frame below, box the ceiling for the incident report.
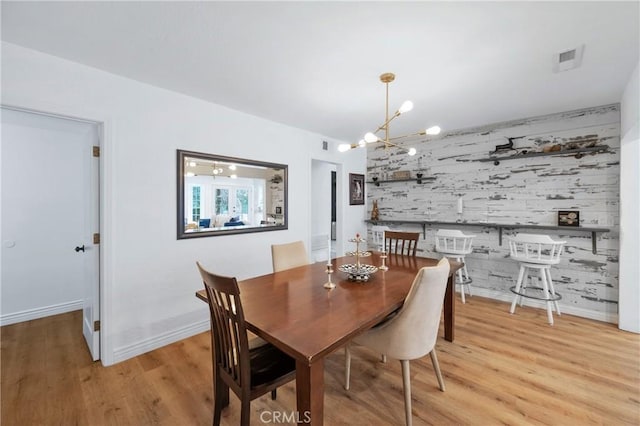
[2,1,638,143]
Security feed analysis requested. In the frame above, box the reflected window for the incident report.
[192,186,201,222]
[215,188,229,215]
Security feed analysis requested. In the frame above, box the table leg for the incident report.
[296,358,324,425]
[444,274,455,342]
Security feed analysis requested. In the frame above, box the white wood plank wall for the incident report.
[366,104,620,322]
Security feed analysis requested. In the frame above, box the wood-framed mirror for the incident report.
[177,150,288,239]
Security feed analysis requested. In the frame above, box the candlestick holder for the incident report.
[379,250,389,271]
[323,262,335,289]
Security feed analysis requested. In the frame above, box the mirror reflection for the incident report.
[177,150,288,238]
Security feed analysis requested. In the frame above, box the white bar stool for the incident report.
[508,233,566,325]
[371,225,390,252]
[435,229,475,303]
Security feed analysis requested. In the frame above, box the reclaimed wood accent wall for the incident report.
[366,104,620,321]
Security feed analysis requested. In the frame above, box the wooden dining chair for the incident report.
[385,231,420,256]
[196,262,296,426]
[344,258,451,426]
[271,240,309,272]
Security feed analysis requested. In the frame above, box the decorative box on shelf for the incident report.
[392,170,411,180]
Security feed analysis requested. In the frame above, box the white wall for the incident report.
[619,61,640,333]
[0,42,366,364]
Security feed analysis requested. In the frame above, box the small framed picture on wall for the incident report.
[349,173,365,205]
[558,210,579,226]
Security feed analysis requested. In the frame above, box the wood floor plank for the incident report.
[2,296,639,425]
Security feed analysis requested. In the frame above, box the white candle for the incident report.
[327,238,332,263]
[457,198,463,214]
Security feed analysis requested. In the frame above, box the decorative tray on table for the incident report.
[338,263,378,282]
[338,234,378,282]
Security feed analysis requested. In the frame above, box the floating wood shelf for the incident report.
[367,177,437,186]
[478,145,610,165]
[366,219,610,254]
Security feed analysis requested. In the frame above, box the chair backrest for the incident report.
[199,218,211,228]
[379,258,450,360]
[435,229,475,255]
[196,262,250,393]
[385,231,420,256]
[509,233,566,264]
[371,225,390,251]
[271,241,309,272]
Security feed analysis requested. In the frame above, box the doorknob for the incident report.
[74,245,85,253]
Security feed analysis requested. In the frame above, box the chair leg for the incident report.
[240,398,251,426]
[429,350,446,391]
[510,265,525,314]
[213,369,227,426]
[344,345,351,390]
[400,360,413,426]
[381,354,387,363]
[271,389,277,400]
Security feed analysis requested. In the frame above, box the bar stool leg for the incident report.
[546,268,561,315]
[456,258,466,304]
[539,267,554,325]
[520,268,530,307]
[510,264,526,314]
[462,258,472,297]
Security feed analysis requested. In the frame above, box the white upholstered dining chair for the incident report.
[344,258,451,426]
[271,240,310,272]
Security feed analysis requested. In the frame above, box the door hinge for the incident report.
[93,146,100,157]
[93,233,100,244]
[93,320,100,332]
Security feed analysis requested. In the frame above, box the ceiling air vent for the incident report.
[553,44,585,73]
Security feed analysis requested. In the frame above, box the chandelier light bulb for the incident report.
[338,143,352,152]
[230,174,238,179]
[407,148,417,156]
[358,139,366,147]
[188,161,196,167]
[364,132,379,143]
[426,125,441,135]
[229,164,237,171]
[398,100,414,114]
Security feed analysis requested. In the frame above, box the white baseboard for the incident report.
[0,300,83,326]
[468,287,618,324]
[112,319,210,364]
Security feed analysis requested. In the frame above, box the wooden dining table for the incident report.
[195,253,461,425]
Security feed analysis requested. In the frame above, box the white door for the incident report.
[1,108,100,360]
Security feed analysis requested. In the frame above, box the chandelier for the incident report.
[338,72,441,156]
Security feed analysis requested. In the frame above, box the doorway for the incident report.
[311,160,337,262]
[0,107,101,360]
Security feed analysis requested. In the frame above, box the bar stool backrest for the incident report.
[435,229,475,255]
[372,225,390,251]
[509,233,566,265]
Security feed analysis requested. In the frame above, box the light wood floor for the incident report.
[2,296,639,425]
